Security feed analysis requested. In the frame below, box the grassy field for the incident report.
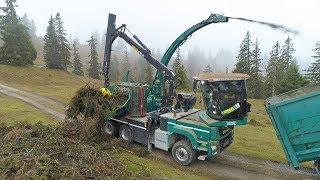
[0,65,215,179]
[0,94,57,126]
[1,118,183,179]
[0,97,212,179]
[229,99,286,163]
[0,65,101,102]
[0,65,288,165]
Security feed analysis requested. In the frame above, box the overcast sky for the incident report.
[3,0,320,69]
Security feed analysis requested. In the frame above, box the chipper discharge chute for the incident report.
[266,84,320,173]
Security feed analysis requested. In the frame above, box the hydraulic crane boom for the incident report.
[100,14,250,166]
[103,14,175,107]
[103,13,229,111]
[153,14,229,98]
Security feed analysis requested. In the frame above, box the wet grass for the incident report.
[0,98,214,179]
[229,99,287,163]
[193,94,287,163]
[0,65,313,169]
[0,65,100,102]
[118,152,214,179]
[0,65,216,179]
[0,121,151,179]
[0,94,57,126]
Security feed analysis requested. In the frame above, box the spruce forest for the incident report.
[1,0,320,179]
[1,0,319,98]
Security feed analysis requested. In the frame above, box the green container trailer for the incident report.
[266,84,320,172]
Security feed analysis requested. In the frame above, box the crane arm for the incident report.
[102,13,175,106]
[153,14,229,97]
[161,14,229,66]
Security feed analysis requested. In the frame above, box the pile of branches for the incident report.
[0,121,153,179]
[66,84,127,120]
[0,85,156,179]
[0,122,128,179]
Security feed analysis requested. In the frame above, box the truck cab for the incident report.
[155,73,250,165]
[193,73,251,121]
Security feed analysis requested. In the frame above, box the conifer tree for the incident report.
[121,46,133,82]
[265,42,281,96]
[72,39,84,76]
[203,64,213,73]
[265,38,308,96]
[87,35,100,79]
[110,53,120,82]
[307,42,320,83]
[280,37,295,71]
[54,13,70,70]
[279,61,309,93]
[172,48,189,89]
[44,16,59,69]
[0,0,36,66]
[135,54,144,83]
[233,31,251,74]
[144,63,154,85]
[21,13,36,38]
[278,37,308,93]
[248,39,264,98]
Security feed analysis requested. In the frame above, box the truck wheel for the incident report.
[104,121,118,136]
[119,125,133,143]
[172,140,196,166]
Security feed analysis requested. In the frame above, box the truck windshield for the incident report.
[202,80,249,120]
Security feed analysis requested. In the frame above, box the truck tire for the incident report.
[119,125,133,144]
[104,120,118,136]
[172,140,196,166]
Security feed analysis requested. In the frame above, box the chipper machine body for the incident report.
[101,13,250,165]
[96,12,320,173]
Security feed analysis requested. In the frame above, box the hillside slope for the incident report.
[0,94,56,126]
[0,65,217,179]
[0,65,289,164]
[0,65,101,102]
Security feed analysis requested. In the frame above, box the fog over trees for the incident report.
[1,0,319,99]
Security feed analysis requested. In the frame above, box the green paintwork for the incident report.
[107,84,131,117]
[167,119,219,156]
[108,14,248,159]
[168,125,201,148]
[165,110,245,157]
[146,89,161,112]
[151,14,229,103]
[266,84,320,169]
[196,111,248,126]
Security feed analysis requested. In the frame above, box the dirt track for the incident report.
[0,84,65,121]
[0,83,318,180]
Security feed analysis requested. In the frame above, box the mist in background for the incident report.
[3,0,320,71]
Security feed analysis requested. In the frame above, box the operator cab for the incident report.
[193,73,251,120]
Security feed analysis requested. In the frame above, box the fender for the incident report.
[170,125,199,149]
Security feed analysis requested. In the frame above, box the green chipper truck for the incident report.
[100,13,320,172]
[266,84,320,173]
[101,13,251,165]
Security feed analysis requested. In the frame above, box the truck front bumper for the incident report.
[204,130,234,157]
